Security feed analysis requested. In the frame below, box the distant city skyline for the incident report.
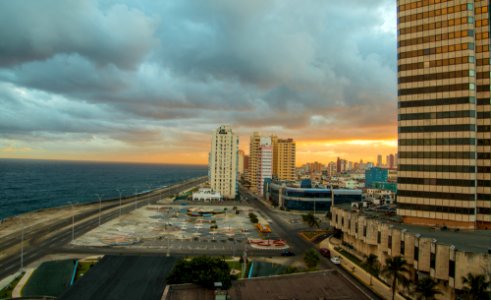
[0,1,397,165]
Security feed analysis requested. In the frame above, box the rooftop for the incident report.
[228,270,371,300]
[335,204,491,253]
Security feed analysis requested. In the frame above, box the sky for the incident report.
[0,0,397,166]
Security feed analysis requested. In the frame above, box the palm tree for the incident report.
[414,277,441,300]
[381,256,410,300]
[302,213,320,228]
[362,254,380,286]
[461,273,490,300]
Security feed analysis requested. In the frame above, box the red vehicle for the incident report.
[319,248,331,258]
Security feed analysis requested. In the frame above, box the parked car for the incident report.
[281,250,295,257]
[330,256,342,265]
[319,248,331,258]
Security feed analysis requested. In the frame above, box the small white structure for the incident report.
[192,188,222,202]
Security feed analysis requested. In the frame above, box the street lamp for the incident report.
[134,188,138,209]
[20,225,24,271]
[69,202,75,241]
[146,184,152,205]
[95,194,102,226]
[116,189,123,217]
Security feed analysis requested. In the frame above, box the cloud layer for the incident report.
[0,0,397,163]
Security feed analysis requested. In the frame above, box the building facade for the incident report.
[397,0,491,229]
[330,206,491,299]
[265,181,362,211]
[209,125,238,199]
[272,137,296,181]
[248,132,261,193]
[365,167,389,188]
[238,149,245,174]
[258,136,273,195]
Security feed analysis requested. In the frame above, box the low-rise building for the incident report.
[192,188,222,202]
[264,180,362,211]
[330,205,491,299]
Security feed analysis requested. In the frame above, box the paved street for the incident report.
[239,187,381,300]
[0,177,207,281]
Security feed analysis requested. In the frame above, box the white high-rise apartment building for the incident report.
[258,136,272,195]
[209,125,238,199]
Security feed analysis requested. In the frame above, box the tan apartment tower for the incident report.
[272,136,296,181]
[249,133,274,194]
[397,0,491,229]
[248,132,261,193]
[209,125,238,199]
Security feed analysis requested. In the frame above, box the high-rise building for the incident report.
[238,150,245,174]
[327,161,337,177]
[249,132,274,194]
[258,136,273,195]
[243,155,249,171]
[248,132,261,193]
[397,0,490,229]
[388,154,395,169]
[377,154,383,167]
[272,137,296,181]
[209,125,238,199]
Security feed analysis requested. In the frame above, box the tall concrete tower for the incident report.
[209,125,238,199]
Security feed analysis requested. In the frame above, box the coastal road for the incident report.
[0,177,207,281]
[239,187,382,300]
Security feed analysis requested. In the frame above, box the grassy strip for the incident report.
[75,261,96,281]
[300,230,330,240]
[337,248,362,265]
[335,247,380,277]
[0,272,25,299]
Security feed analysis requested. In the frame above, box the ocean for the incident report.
[0,159,208,220]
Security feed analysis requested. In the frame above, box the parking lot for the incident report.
[71,203,288,253]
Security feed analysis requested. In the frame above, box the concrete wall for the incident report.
[330,206,491,299]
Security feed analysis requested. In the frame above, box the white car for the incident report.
[330,256,342,265]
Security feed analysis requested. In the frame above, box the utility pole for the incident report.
[116,189,122,217]
[71,202,75,241]
[20,226,24,271]
[96,194,102,226]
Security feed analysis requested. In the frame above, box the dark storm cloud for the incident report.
[0,1,157,69]
[0,0,397,152]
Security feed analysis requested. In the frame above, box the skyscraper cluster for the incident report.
[248,132,296,194]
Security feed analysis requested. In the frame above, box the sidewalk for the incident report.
[12,267,34,298]
[321,237,406,300]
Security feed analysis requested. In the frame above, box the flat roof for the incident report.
[228,270,371,300]
[335,204,491,253]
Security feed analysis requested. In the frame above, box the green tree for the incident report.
[362,254,380,286]
[167,256,232,289]
[414,277,441,300]
[248,213,258,224]
[381,256,410,300]
[461,273,490,300]
[302,213,320,228]
[304,248,320,269]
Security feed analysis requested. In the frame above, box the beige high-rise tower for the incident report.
[248,132,261,193]
[272,137,296,181]
[209,125,238,199]
[397,0,490,229]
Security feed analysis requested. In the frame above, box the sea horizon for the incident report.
[0,159,208,220]
[0,157,207,167]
